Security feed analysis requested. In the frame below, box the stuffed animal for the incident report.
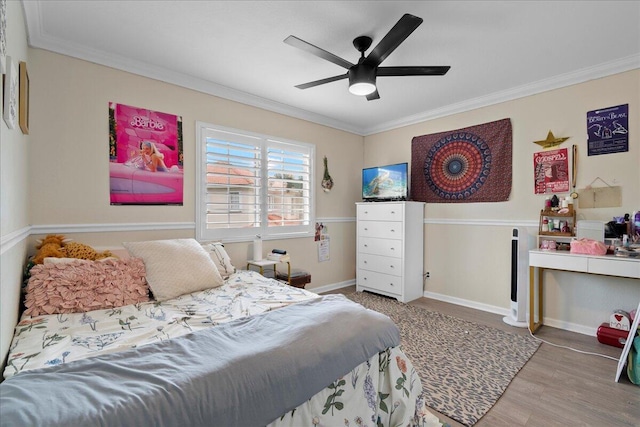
[31,234,114,264]
[62,242,113,261]
[31,234,70,264]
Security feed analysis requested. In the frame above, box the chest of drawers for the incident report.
[356,201,425,303]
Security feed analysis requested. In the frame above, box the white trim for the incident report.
[361,55,640,135]
[422,290,596,336]
[0,226,31,255]
[30,222,195,234]
[22,1,639,136]
[424,218,538,228]
[312,281,598,336]
[25,217,538,235]
[422,290,509,318]
[315,217,355,223]
[310,279,356,295]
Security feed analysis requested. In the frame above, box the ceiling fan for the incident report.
[284,13,450,101]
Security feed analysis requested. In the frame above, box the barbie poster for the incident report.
[109,102,183,205]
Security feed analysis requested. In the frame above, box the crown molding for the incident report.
[21,2,363,136]
[363,54,640,135]
[22,2,640,137]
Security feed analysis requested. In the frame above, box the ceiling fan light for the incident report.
[348,65,377,96]
[349,82,376,96]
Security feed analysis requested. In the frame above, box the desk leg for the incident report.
[529,266,544,334]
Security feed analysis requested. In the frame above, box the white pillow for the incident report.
[123,238,223,301]
[200,242,236,279]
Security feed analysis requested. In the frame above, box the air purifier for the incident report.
[503,227,529,328]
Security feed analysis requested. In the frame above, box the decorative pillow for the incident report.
[123,238,223,301]
[24,258,150,316]
[201,241,236,279]
[43,257,118,265]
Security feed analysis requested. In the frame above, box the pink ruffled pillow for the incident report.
[24,258,150,316]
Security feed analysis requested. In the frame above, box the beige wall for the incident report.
[2,4,639,366]
[27,49,363,288]
[364,70,640,334]
[0,0,31,365]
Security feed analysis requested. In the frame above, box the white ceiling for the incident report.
[22,1,640,136]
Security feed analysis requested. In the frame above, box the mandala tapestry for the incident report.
[411,118,512,203]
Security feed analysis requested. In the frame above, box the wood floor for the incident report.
[326,287,640,427]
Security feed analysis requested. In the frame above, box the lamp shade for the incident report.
[348,65,376,96]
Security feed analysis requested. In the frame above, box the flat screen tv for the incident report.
[362,162,408,201]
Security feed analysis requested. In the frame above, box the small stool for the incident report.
[278,269,311,288]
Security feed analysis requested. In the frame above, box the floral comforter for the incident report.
[4,270,441,427]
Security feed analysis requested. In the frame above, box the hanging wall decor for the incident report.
[2,55,17,129]
[586,104,628,156]
[109,102,184,205]
[533,130,569,149]
[533,147,569,195]
[411,118,512,203]
[19,61,29,134]
[321,155,334,192]
[0,0,6,74]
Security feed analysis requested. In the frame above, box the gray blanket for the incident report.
[0,294,399,427]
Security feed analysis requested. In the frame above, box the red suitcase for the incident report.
[596,322,629,348]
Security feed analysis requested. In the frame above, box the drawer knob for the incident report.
[390,247,395,251]
[364,227,368,231]
[390,229,395,233]
[389,283,394,286]
[364,244,368,247]
[364,261,368,264]
[391,211,395,214]
[390,265,394,269]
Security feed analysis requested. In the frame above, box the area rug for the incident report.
[347,292,540,426]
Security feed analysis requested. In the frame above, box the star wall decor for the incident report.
[533,130,570,149]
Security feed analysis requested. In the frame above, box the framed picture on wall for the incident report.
[2,56,17,129]
[19,61,29,134]
[0,0,6,74]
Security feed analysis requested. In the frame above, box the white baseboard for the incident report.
[422,291,510,317]
[423,290,596,336]
[321,283,597,337]
[311,279,355,295]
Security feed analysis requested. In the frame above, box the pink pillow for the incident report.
[569,238,607,256]
[24,258,150,316]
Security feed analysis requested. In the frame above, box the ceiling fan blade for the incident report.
[366,89,380,101]
[364,14,423,67]
[284,35,354,70]
[295,73,348,89]
[377,66,450,76]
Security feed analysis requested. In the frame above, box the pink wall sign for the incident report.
[109,102,184,205]
[533,148,569,195]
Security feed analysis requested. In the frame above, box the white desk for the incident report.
[528,249,640,333]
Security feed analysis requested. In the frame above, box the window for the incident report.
[229,191,240,212]
[196,122,315,242]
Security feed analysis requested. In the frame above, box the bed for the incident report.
[0,238,442,427]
